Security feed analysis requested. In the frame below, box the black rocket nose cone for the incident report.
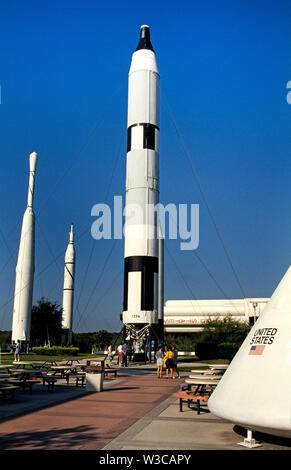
[135,25,154,52]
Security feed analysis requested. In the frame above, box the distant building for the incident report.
[164,298,269,333]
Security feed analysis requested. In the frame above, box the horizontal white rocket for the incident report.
[62,224,75,344]
[12,152,38,342]
[123,25,160,326]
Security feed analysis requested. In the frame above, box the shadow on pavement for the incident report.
[0,425,98,450]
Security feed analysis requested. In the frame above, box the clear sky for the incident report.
[0,0,291,333]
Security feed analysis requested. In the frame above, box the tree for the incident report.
[95,330,114,351]
[0,330,12,351]
[197,316,251,346]
[30,298,62,347]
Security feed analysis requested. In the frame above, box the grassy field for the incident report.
[177,356,229,364]
[0,352,229,371]
[0,353,104,366]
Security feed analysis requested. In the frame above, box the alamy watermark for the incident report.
[91,196,199,251]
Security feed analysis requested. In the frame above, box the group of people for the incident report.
[155,344,180,379]
[106,343,129,367]
[105,342,180,377]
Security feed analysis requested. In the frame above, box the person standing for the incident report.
[172,344,180,378]
[122,342,128,367]
[14,341,20,362]
[117,343,123,366]
[163,346,174,379]
[155,347,164,378]
[106,345,113,368]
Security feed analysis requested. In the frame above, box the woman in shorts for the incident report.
[155,347,164,378]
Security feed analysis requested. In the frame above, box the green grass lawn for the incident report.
[177,356,229,364]
[0,352,104,366]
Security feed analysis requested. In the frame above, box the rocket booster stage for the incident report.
[123,26,160,326]
[12,152,38,342]
[62,224,76,344]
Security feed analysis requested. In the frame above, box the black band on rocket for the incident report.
[127,123,159,152]
[123,256,158,312]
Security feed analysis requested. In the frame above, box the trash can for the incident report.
[85,366,104,392]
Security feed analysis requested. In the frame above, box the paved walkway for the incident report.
[0,374,183,450]
[0,368,291,450]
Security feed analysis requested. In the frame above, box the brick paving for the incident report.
[0,375,183,450]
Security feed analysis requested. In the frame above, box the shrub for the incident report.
[218,342,238,361]
[195,342,218,360]
[31,346,79,356]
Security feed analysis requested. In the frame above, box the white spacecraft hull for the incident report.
[208,265,291,438]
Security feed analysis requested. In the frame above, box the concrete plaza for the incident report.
[0,364,290,451]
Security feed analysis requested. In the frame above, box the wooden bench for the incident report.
[65,373,86,387]
[25,378,42,394]
[104,368,118,378]
[42,376,57,392]
[0,385,20,402]
[173,392,209,414]
[7,378,26,390]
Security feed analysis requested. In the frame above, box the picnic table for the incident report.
[13,361,43,369]
[209,364,228,370]
[0,373,9,378]
[189,375,221,380]
[9,368,42,377]
[0,364,14,371]
[61,359,81,366]
[190,369,217,375]
[185,378,220,396]
[50,365,78,378]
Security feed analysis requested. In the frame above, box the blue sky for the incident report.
[0,0,291,333]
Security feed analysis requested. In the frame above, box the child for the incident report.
[155,347,164,378]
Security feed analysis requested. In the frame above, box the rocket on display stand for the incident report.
[11,152,38,347]
[122,25,163,355]
[61,224,75,345]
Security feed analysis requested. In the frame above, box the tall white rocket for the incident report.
[12,152,38,343]
[61,224,75,344]
[123,25,160,326]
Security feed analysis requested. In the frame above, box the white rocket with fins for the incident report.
[123,25,160,327]
[12,152,38,343]
[208,265,291,438]
[61,224,75,344]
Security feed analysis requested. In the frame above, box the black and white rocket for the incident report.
[123,26,160,330]
[11,152,38,343]
[61,224,75,345]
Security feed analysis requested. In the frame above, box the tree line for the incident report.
[0,298,252,356]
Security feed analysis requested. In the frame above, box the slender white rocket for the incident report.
[12,152,38,342]
[123,25,160,326]
[61,224,75,344]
